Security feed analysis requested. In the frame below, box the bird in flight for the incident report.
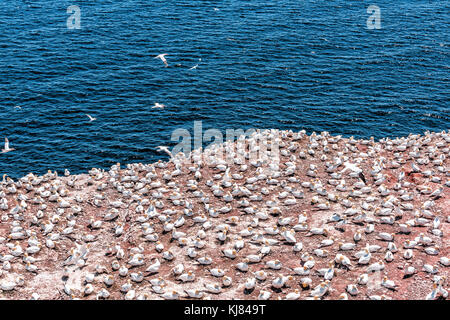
[1,138,15,153]
[86,114,96,122]
[340,161,367,184]
[189,58,201,70]
[14,106,21,109]
[155,54,169,67]
[156,146,173,158]
[152,103,165,109]
[340,162,361,174]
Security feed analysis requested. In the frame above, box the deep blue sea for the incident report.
[0,0,448,178]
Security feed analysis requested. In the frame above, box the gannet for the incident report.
[258,290,272,300]
[155,54,169,67]
[236,260,249,272]
[338,242,356,251]
[285,289,301,300]
[85,114,96,122]
[103,275,114,286]
[357,273,369,285]
[423,264,439,274]
[244,277,256,290]
[384,251,394,262]
[222,276,232,287]
[381,277,398,290]
[204,283,222,294]
[310,281,330,297]
[254,270,267,281]
[1,138,15,153]
[323,263,335,281]
[439,257,450,266]
[209,268,225,277]
[0,281,17,291]
[346,284,359,296]
[156,146,173,158]
[403,249,414,260]
[367,261,385,272]
[272,275,292,289]
[185,289,203,299]
[358,250,371,265]
[266,259,282,270]
[178,271,195,282]
[340,161,366,183]
[152,103,165,109]
[161,290,179,300]
[335,254,352,269]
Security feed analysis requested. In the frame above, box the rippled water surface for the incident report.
[0,0,448,178]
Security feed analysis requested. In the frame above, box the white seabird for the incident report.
[1,138,15,153]
[152,103,165,109]
[155,54,169,67]
[340,161,366,183]
[86,114,96,122]
[156,146,173,158]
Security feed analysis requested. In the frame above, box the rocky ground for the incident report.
[0,129,448,300]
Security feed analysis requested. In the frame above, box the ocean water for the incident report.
[0,0,448,178]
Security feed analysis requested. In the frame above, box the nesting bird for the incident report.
[0,130,448,300]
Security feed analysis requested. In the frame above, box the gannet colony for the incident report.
[0,129,448,300]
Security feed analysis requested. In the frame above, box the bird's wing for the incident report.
[157,146,170,154]
[358,172,367,184]
[4,138,9,149]
[157,55,168,66]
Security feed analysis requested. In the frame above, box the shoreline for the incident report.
[2,129,449,182]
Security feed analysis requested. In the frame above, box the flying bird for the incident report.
[1,138,15,153]
[86,114,96,122]
[340,161,366,184]
[156,146,173,158]
[155,54,169,67]
[152,103,165,109]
